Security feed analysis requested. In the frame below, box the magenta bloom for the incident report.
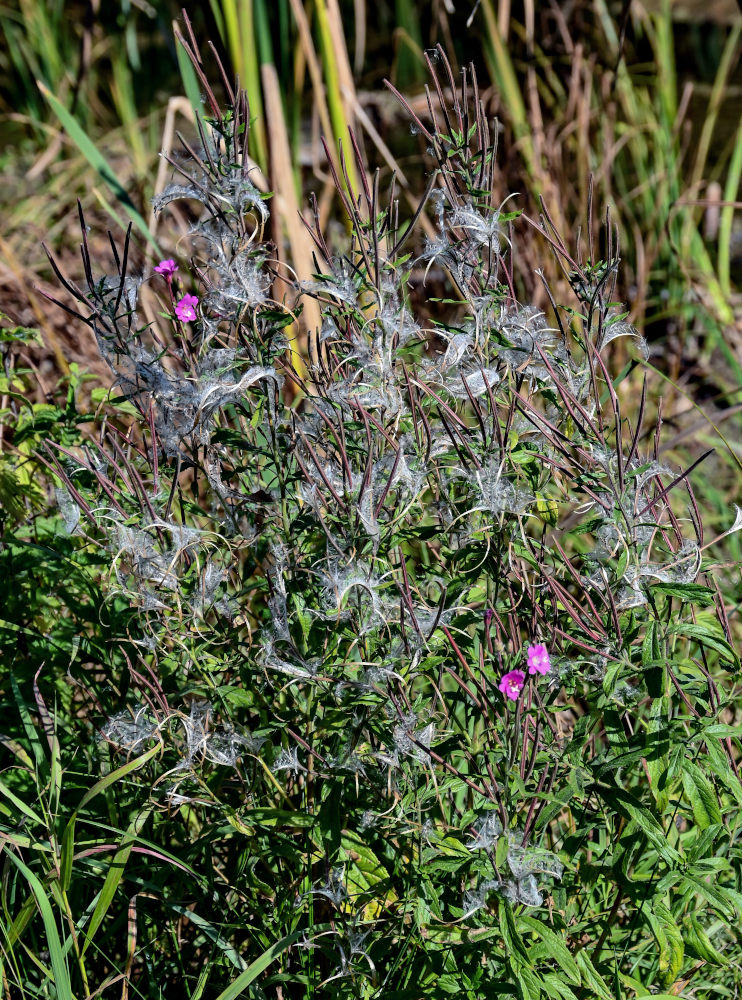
[175,294,199,322]
[527,643,551,675]
[499,669,525,701]
[154,258,178,278]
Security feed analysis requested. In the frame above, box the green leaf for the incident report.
[0,777,44,828]
[60,742,160,896]
[681,870,736,919]
[718,885,742,915]
[239,808,316,829]
[702,723,742,739]
[59,809,75,893]
[78,741,160,812]
[499,902,530,969]
[514,966,543,1000]
[540,972,578,1000]
[165,900,247,971]
[642,619,664,698]
[189,962,212,1000]
[646,700,671,812]
[596,784,681,866]
[89,388,139,417]
[342,831,390,890]
[667,620,739,667]
[536,770,583,829]
[535,493,559,526]
[37,81,160,252]
[615,545,630,584]
[292,593,312,644]
[0,312,41,344]
[519,914,580,986]
[650,582,715,605]
[645,898,684,989]
[5,853,75,1000]
[681,760,722,829]
[213,930,305,1000]
[702,734,742,805]
[683,913,725,966]
[10,674,47,774]
[574,950,612,1000]
[81,807,152,955]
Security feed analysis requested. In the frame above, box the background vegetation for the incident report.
[1,1,742,997]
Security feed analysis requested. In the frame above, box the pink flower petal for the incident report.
[498,669,525,701]
[154,258,178,277]
[526,643,551,675]
[175,294,199,322]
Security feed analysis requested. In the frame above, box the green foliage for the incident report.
[2,30,742,1000]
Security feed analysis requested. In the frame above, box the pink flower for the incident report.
[499,669,525,701]
[175,294,199,322]
[527,643,551,675]
[154,258,178,277]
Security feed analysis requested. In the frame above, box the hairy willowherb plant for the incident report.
[14,40,742,1000]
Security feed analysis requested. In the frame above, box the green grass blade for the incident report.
[691,20,742,191]
[59,742,160,895]
[175,22,206,122]
[80,807,152,956]
[10,673,46,775]
[393,0,424,88]
[5,853,75,1000]
[37,81,160,253]
[219,0,267,170]
[719,120,742,297]
[73,818,204,883]
[190,961,212,1000]
[479,0,533,176]
[165,900,247,971]
[78,741,160,812]
[0,777,45,828]
[5,891,37,949]
[213,930,304,1000]
[650,0,677,126]
[646,359,742,473]
[313,0,359,196]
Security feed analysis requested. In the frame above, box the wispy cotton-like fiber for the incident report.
[48,41,734,996]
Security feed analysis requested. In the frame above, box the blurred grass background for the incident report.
[1,5,742,995]
[1,0,742,528]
